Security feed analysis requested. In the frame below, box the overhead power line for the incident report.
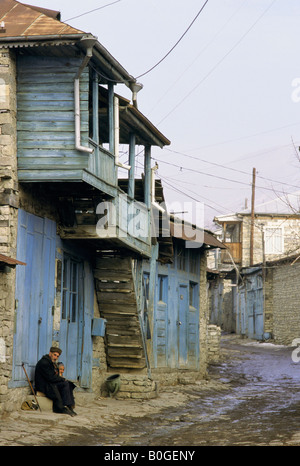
[65,0,122,22]
[135,0,210,79]
[158,0,278,124]
[165,147,300,191]
[152,157,297,194]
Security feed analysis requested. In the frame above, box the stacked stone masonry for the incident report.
[110,374,158,400]
[207,324,221,363]
[271,260,300,345]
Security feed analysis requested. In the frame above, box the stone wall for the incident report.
[242,215,300,268]
[0,49,19,414]
[110,374,157,400]
[199,252,209,376]
[207,325,221,363]
[271,260,300,345]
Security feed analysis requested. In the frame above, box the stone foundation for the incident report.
[102,374,158,400]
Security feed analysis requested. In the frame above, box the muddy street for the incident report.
[55,334,300,447]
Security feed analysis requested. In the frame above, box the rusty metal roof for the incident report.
[0,0,136,86]
[0,0,84,37]
[0,1,170,147]
[170,218,226,249]
[0,253,26,266]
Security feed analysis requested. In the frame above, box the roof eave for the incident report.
[0,33,136,87]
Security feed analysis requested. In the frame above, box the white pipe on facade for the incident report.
[74,39,96,154]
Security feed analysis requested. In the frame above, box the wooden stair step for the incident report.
[107,358,146,368]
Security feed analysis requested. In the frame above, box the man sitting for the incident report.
[34,347,77,416]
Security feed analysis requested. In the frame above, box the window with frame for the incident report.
[264,226,283,254]
[62,257,79,323]
[158,275,168,303]
[189,281,198,308]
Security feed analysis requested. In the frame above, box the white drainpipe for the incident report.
[74,37,96,154]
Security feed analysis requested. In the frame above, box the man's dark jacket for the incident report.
[34,354,65,410]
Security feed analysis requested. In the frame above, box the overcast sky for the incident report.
[20,0,300,228]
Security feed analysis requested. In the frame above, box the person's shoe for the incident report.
[62,406,76,417]
[69,406,77,416]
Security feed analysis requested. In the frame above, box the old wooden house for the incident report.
[0,1,224,412]
[214,191,300,269]
[0,0,172,411]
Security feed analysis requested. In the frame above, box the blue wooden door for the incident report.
[187,282,199,369]
[13,210,56,383]
[60,255,84,382]
[248,289,264,340]
[238,288,247,335]
[247,275,264,340]
[178,284,188,367]
[155,275,168,367]
[81,261,94,388]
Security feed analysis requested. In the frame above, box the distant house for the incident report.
[214,191,300,268]
[210,191,300,339]
[236,254,300,345]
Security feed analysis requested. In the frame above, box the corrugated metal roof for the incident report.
[0,253,26,266]
[0,0,136,86]
[0,0,84,37]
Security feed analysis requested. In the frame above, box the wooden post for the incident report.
[108,82,114,155]
[92,70,99,175]
[92,70,99,144]
[250,167,256,266]
[128,133,136,199]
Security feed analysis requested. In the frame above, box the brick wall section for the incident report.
[271,261,300,345]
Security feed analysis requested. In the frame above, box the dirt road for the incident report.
[2,334,300,447]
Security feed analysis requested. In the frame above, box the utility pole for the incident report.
[250,167,256,266]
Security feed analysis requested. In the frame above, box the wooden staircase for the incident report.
[94,255,146,370]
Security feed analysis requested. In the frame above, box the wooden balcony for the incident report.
[59,193,152,258]
[221,242,242,264]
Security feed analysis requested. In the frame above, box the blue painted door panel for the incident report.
[81,261,94,388]
[155,275,168,367]
[178,285,188,367]
[13,210,56,383]
[238,288,247,335]
[60,255,84,383]
[246,275,264,340]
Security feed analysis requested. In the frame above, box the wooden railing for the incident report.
[88,140,117,187]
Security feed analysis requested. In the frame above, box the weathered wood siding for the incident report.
[17,55,89,171]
